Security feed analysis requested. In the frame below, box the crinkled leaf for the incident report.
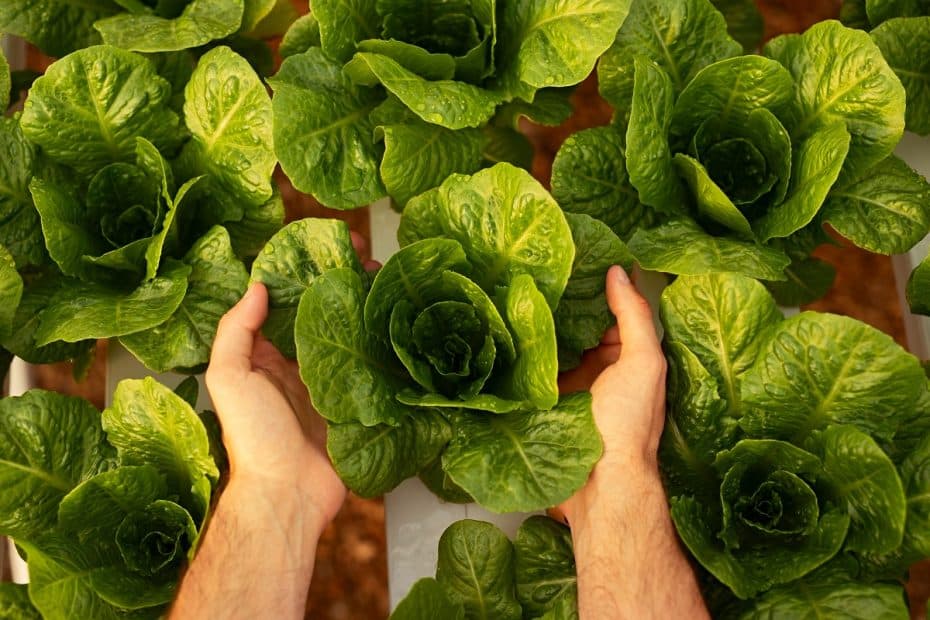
[0,1,118,57]
[555,213,632,369]
[673,154,753,237]
[764,20,905,178]
[661,272,783,414]
[279,13,321,58]
[390,578,465,620]
[436,520,522,620]
[223,188,285,257]
[399,164,574,310]
[310,0,380,63]
[0,582,40,620]
[379,120,484,207]
[442,392,603,513]
[346,53,500,130]
[35,262,191,344]
[296,268,414,426]
[250,218,360,357]
[94,0,245,53]
[270,48,385,209]
[625,57,687,214]
[0,49,9,111]
[754,124,852,242]
[823,154,930,254]
[872,17,930,135]
[867,0,929,25]
[660,342,737,500]
[0,244,23,340]
[598,0,740,115]
[0,118,45,269]
[21,46,181,175]
[102,377,218,520]
[809,425,906,554]
[121,227,248,373]
[115,499,196,578]
[550,125,653,240]
[740,312,925,442]
[671,55,794,138]
[181,46,275,214]
[327,410,450,498]
[494,0,629,101]
[0,390,112,540]
[765,256,836,307]
[628,219,791,281]
[494,89,575,129]
[356,39,456,82]
[514,516,576,618]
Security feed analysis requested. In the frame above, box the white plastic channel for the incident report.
[892,133,930,360]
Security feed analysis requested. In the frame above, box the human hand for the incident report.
[556,265,667,526]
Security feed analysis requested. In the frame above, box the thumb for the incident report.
[606,266,661,358]
[208,283,269,380]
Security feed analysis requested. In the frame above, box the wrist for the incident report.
[564,454,664,531]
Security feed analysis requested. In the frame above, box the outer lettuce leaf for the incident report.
[0,118,46,269]
[34,262,191,344]
[628,219,790,281]
[327,411,451,498]
[0,244,24,340]
[0,583,40,620]
[120,227,249,373]
[0,1,119,57]
[625,57,687,214]
[554,213,632,369]
[435,520,522,620]
[661,272,782,415]
[310,0,380,63]
[398,164,574,310]
[442,393,602,513]
[908,250,930,316]
[550,125,654,240]
[296,268,414,427]
[270,48,385,209]
[493,0,629,102]
[279,14,321,59]
[21,46,182,175]
[710,0,764,52]
[871,17,930,135]
[763,20,905,179]
[180,46,275,219]
[822,154,930,254]
[0,50,9,112]
[598,0,741,116]
[866,0,930,25]
[250,218,362,357]
[94,0,245,53]
[514,516,576,618]
[739,312,925,442]
[391,578,464,620]
[0,391,113,540]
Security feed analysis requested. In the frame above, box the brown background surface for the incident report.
[17,0,928,617]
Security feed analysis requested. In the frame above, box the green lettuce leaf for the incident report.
[326,410,451,498]
[94,0,245,53]
[0,583,40,620]
[871,17,930,135]
[279,13,321,59]
[390,578,464,620]
[442,392,602,513]
[270,48,385,209]
[296,268,414,426]
[0,1,119,57]
[0,118,46,269]
[0,391,113,539]
[514,516,576,618]
[21,46,182,175]
[310,0,380,63]
[0,244,23,340]
[398,164,574,310]
[764,20,905,179]
[710,0,764,52]
[908,250,930,316]
[120,226,248,373]
[250,218,361,357]
[435,520,522,620]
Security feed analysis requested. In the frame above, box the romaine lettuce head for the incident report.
[554,0,930,305]
[0,379,220,619]
[258,164,627,511]
[660,272,930,603]
[16,45,272,372]
[271,0,629,210]
[0,0,293,57]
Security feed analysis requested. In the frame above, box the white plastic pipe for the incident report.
[6,359,33,583]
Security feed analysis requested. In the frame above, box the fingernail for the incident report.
[614,266,630,285]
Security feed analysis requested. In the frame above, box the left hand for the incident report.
[205,281,345,529]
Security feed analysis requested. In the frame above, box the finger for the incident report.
[547,506,570,527]
[606,265,661,357]
[208,283,269,380]
[601,325,620,345]
[350,230,369,258]
[364,259,382,272]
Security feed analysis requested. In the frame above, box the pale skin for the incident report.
[170,262,708,619]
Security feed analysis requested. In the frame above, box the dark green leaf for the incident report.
[94,0,245,52]
[514,516,576,618]
[389,578,465,620]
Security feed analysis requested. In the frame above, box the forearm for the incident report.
[570,461,709,620]
[170,478,325,620]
